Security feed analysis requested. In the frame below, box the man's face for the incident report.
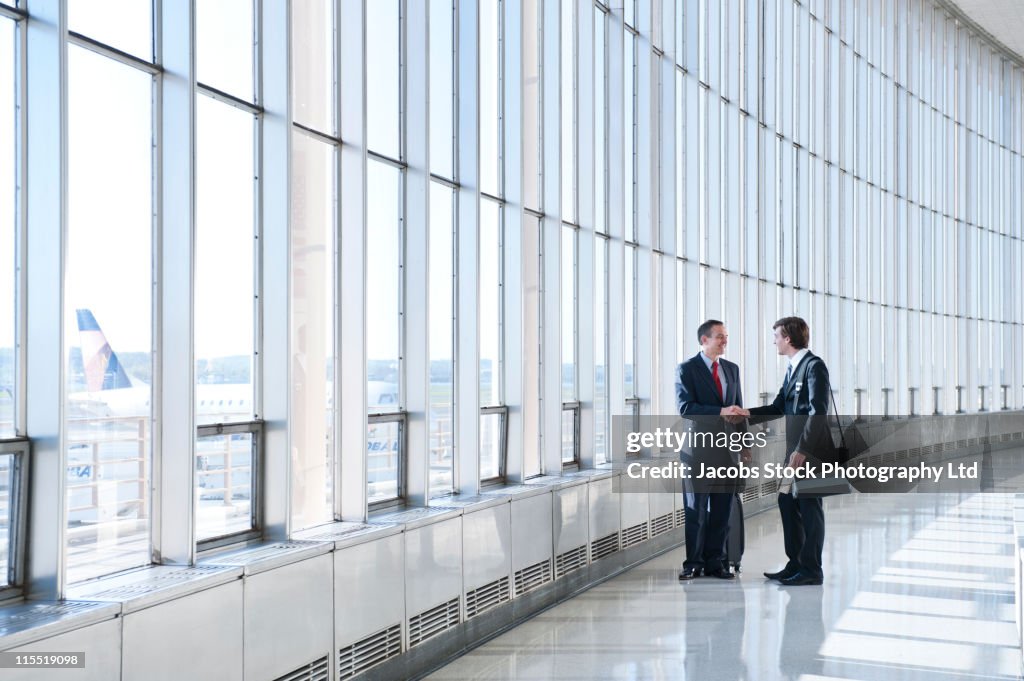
[701,325,728,358]
[772,327,791,355]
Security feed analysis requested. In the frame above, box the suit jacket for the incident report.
[748,351,833,463]
[675,354,745,486]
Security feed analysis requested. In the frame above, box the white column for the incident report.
[502,0,525,481]
[540,0,563,475]
[155,0,196,565]
[405,0,430,504]
[261,0,291,537]
[576,0,595,467]
[24,0,67,598]
[606,7,625,457]
[455,0,481,494]
[338,0,368,520]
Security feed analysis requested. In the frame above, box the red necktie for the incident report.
[712,361,723,401]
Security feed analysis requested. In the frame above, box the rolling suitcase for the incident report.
[726,493,745,573]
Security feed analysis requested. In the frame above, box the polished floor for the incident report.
[428,492,1022,680]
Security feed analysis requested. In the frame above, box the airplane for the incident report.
[67,309,398,419]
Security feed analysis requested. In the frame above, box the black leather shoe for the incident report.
[678,567,701,581]
[779,571,823,586]
[763,568,798,581]
[704,567,736,580]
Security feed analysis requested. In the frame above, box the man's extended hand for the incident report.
[740,447,753,463]
[720,405,749,423]
[789,452,807,468]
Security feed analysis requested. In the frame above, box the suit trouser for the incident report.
[777,492,824,579]
[683,482,733,570]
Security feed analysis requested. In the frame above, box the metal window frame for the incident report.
[195,420,264,552]
[623,397,641,458]
[560,401,580,471]
[479,405,508,488]
[0,438,29,602]
[367,411,407,511]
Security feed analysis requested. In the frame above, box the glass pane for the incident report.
[290,132,335,530]
[366,160,402,411]
[367,420,400,504]
[196,0,254,100]
[366,0,401,158]
[624,32,635,241]
[594,239,607,464]
[0,453,11,586]
[560,0,575,221]
[560,408,576,464]
[0,19,15,438]
[196,97,255,425]
[429,183,454,497]
[479,412,502,480]
[593,8,606,234]
[561,226,575,402]
[196,432,254,541]
[68,0,152,61]
[479,199,501,406]
[292,0,334,134]
[624,247,635,397]
[65,46,153,584]
[480,0,501,195]
[522,0,541,209]
[429,0,455,179]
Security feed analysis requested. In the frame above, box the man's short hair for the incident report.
[773,316,809,349]
[697,319,724,345]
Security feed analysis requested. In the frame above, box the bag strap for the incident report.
[792,356,848,450]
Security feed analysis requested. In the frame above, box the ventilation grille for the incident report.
[555,545,587,578]
[84,566,230,600]
[674,508,685,527]
[275,655,329,681]
[1014,432,1023,440]
[761,479,779,496]
[590,532,620,561]
[741,487,760,504]
[650,513,674,537]
[466,576,510,618]
[338,624,402,679]
[514,559,552,596]
[621,522,649,549]
[409,598,460,648]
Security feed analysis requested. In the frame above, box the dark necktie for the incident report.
[712,361,723,401]
[784,364,793,390]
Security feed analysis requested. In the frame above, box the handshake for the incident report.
[720,405,750,423]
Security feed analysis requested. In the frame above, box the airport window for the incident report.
[291,0,334,135]
[561,402,580,469]
[522,0,541,211]
[480,0,502,197]
[367,0,401,160]
[195,95,257,426]
[195,422,261,548]
[64,41,154,584]
[0,15,16,439]
[594,4,607,238]
[429,0,455,180]
[624,28,636,242]
[196,0,255,102]
[67,0,152,61]
[594,236,608,465]
[0,439,26,598]
[560,0,576,222]
[624,244,636,398]
[429,182,455,497]
[367,412,405,509]
[479,406,507,484]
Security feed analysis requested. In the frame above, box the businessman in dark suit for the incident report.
[675,320,747,581]
[746,317,832,586]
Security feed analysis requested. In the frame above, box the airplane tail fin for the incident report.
[76,309,134,391]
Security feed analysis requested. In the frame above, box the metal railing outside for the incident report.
[0,437,29,601]
[196,420,263,551]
